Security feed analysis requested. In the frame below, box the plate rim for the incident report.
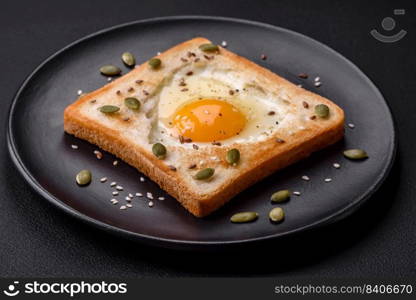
[6,15,397,249]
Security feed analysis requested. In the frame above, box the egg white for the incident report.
[150,64,292,147]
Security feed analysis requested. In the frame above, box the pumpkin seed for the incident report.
[269,207,285,223]
[121,52,135,67]
[226,148,240,165]
[124,97,141,110]
[314,104,330,118]
[199,43,219,52]
[271,190,290,203]
[230,212,258,223]
[194,168,215,180]
[98,105,120,114]
[152,143,166,159]
[148,58,161,69]
[76,169,92,186]
[343,149,368,160]
[99,65,121,76]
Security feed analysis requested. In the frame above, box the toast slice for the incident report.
[64,37,344,217]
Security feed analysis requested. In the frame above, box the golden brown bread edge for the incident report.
[64,37,345,217]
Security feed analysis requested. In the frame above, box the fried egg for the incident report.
[151,64,292,146]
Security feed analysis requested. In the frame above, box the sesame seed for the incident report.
[113,160,118,166]
[128,193,133,198]
[221,41,227,47]
[148,201,154,207]
[333,163,341,169]
[112,191,119,196]
[135,192,143,197]
[348,123,355,129]
[314,82,322,87]
[293,191,301,196]
[314,76,320,82]
[94,150,103,159]
[126,203,132,208]
[140,177,145,182]
[100,177,107,183]
[116,185,123,191]
[110,199,118,205]
[110,182,117,187]
[120,205,127,210]
[71,144,78,149]
[302,175,310,181]
[77,90,83,95]
[158,197,165,201]
[107,77,112,82]
[146,192,153,199]
[125,196,131,201]
[324,178,332,183]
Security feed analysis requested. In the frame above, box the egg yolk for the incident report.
[172,99,246,142]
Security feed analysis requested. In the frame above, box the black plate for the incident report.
[7,16,396,250]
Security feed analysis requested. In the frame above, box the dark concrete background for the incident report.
[0,0,414,277]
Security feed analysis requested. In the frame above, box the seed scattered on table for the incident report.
[116,185,123,191]
[126,203,132,208]
[293,191,301,196]
[314,76,320,82]
[71,144,78,149]
[112,191,119,196]
[125,196,131,201]
[348,123,355,129]
[148,201,154,207]
[110,182,117,187]
[77,90,83,95]
[324,178,332,183]
[128,193,133,198]
[113,160,118,166]
[120,205,127,210]
[302,175,310,181]
[135,192,143,197]
[140,177,145,182]
[333,163,341,169]
[314,81,322,87]
[158,197,165,201]
[107,77,112,82]
[146,192,153,199]
[110,199,118,205]
[100,177,107,183]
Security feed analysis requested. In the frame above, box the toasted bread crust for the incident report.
[64,37,344,217]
